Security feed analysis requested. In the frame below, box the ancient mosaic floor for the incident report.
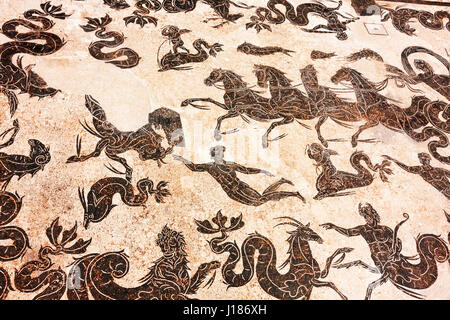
[0,0,449,300]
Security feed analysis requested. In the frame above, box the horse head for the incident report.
[204,68,227,86]
[275,216,323,246]
[331,67,353,84]
[413,59,434,75]
[253,64,292,89]
[204,68,248,90]
[275,216,323,268]
[332,67,388,95]
[253,64,271,88]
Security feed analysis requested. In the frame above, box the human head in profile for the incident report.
[173,145,305,206]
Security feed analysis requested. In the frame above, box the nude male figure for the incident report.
[383,152,450,199]
[173,145,305,206]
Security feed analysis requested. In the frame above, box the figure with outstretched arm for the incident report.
[383,153,450,199]
[173,145,305,206]
[321,202,402,273]
[320,203,449,300]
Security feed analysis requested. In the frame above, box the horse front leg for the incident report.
[105,150,133,182]
[320,247,354,278]
[365,273,389,300]
[215,110,239,140]
[351,121,378,147]
[311,278,348,300]
[66,137,108,163]
[181,97,226,110]
[262,116,294,148]
[315,115,329,147]
[333,260,380,274]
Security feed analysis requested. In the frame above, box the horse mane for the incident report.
[348,68,389,92]
[220,69,248,85]
[255,65,294,84]
[216,69,268,94]
[280,231,308,269]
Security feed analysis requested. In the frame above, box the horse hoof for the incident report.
[66,156,79,163]
[297,192,306,203]
[280,178,294,186]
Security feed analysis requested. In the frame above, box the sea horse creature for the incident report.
[158,37,223,71]
[306,143,392,200]
[253,64,364,148]
[80,14,141,69]
[322,203,449,299]
[78,176,171,228]
[246,0,358,40]
[182,67,306,148]
[14,218,91,300]
[0,1,69,116]
[331,66,450,165]
[67,225,220,300]
[196,210,353,300]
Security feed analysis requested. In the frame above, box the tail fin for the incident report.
[391,281,426,300]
